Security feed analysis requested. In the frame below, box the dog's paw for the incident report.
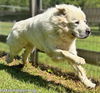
[83,79,96,88]
[87,83,96,89]
[76,57,86,65]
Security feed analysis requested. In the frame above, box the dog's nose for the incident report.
[86,30,91,35]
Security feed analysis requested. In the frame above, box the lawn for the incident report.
[0,59,68,93]
[39,53,100,80]
[0,22,13,35]
[0,22,100,93]
[77,36,100,51]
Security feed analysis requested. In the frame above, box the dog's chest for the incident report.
[55,33,74,50]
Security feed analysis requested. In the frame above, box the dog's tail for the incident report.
[0,34,7,43]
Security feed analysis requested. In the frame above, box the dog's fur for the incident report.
[6,4,96,88]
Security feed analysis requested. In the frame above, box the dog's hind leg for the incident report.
[22,45,33,65]
[70,63,96,88]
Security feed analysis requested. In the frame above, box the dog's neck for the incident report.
[55,31,76,51]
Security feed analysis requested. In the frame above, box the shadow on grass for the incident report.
[38,63,100,87]
[0,63,79,93]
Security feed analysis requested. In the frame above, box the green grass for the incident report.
[0,22,13,35]
[91,26,100,31]
[0,22,100,93]
[0,43,9,52]
[0,54,100,93]
[0,22,13,52]
[77,35,100,51]
[0,61,66,93]
[39,53,100,80]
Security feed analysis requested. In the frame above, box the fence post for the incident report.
[29,0,42,67]
[29,0,42,16]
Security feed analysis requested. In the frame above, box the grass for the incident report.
[91,26,100,31]
[0,43,9,52]
[0,22,100,93]
[0,22,13,52]
[0,22,13,35]
[0,55,100,93]
[0,60,65,93]
[0,57,100,93]
[77,35,100,51]
[39,53,100,80]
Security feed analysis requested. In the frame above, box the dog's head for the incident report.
[54,4,91,39]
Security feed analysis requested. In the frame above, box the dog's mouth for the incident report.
[72,33,89,39]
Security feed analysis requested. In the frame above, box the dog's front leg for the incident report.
[55,49,96,88]
[50,49,96,88]
[55,49,86,65]
[72,63,96,88]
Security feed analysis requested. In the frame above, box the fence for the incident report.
[83,8,100,26]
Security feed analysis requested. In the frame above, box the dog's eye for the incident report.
[75,21,79,24]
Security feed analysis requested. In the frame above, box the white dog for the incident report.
[6,4,96,88]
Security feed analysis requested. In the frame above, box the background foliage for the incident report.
[42,0,100,9]
[0,0,100,9]
[0,0,29,7]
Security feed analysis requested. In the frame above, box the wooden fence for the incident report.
[83,8,100,26]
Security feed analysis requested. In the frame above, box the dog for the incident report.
[6,4,96,88]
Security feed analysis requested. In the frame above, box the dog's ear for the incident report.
[56,5,66,15]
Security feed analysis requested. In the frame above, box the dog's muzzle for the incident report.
[72,30,91,39]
